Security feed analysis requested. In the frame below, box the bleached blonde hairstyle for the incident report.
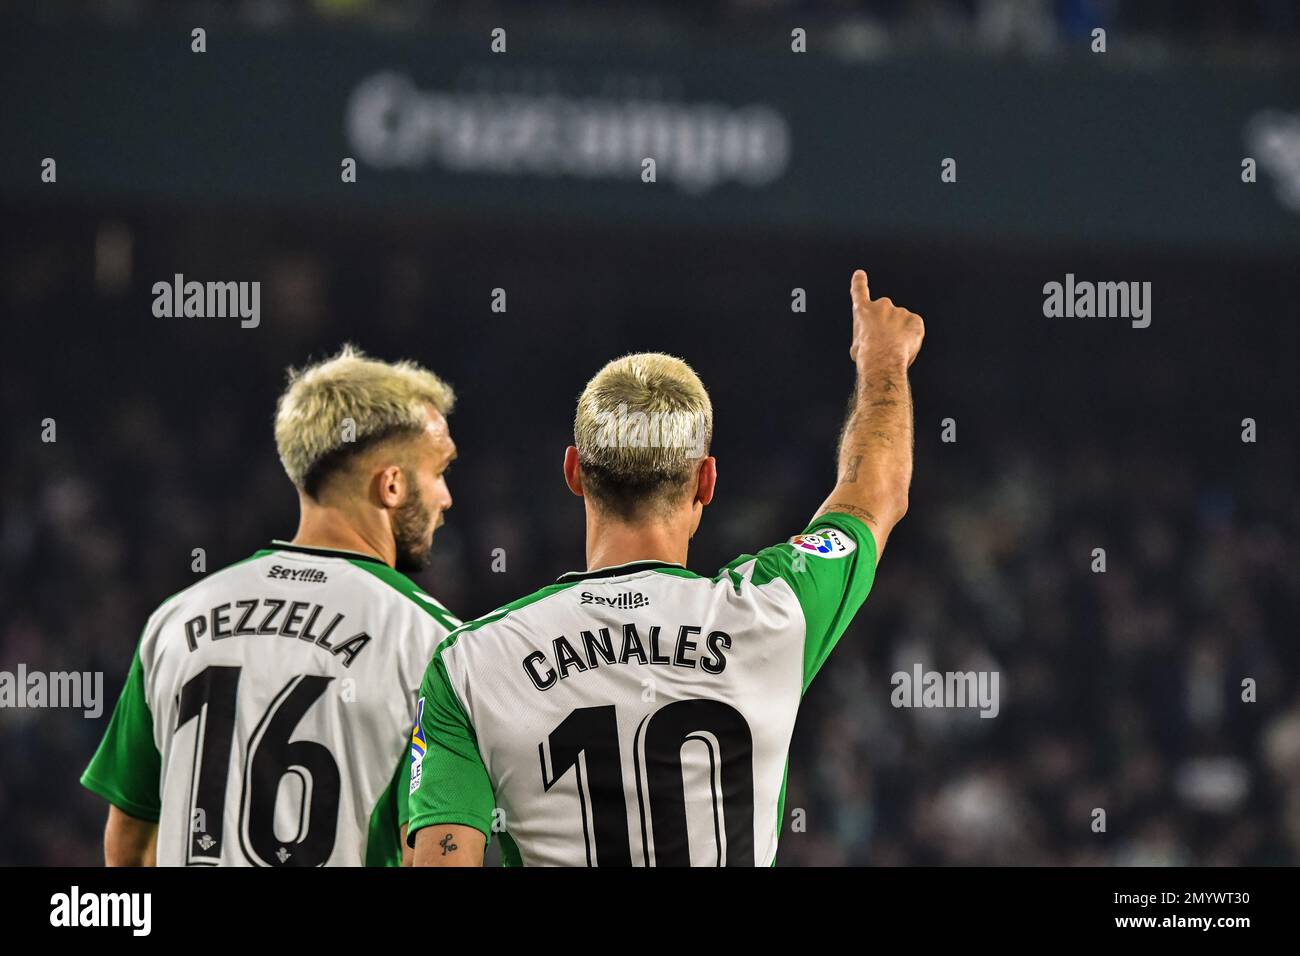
[275,345,455,496]
[574,352,712,518]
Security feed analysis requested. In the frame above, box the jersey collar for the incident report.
[556,559,685,583]
[268,539,389,567]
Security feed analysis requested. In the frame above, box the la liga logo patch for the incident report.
[409,697,427,795]
[789,527,856,559]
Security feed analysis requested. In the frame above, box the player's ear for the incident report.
[375,463,405,509]
[563,446,584,497]
[694,456,716,507]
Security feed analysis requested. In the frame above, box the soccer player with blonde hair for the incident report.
[409,270,923,866]
[83,345,462,866]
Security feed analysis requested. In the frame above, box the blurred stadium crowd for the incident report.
[1,208,1295,865]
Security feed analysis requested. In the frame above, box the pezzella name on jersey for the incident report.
[523,623,731,691]
[182,598,372,667]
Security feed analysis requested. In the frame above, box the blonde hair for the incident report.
[574,352,712,517]
[275,345,455,495]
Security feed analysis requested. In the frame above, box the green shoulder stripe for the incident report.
[439,580,581,648]
[713,550,786,593]
[441,564,697,651]
[711,511,878,692]
[149,549,273,615]
[648,566,704,581]
[348,560,461,632]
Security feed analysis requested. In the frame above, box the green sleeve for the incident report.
[81,644,163,821]
[365,750,408,866]
[364,696,427,862]
[718,511,878,692]
[405,643,496,845]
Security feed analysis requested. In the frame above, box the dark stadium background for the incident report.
[1,1,1297,866]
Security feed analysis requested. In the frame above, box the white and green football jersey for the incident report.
[82,542,459,867]
[408,511,877,866]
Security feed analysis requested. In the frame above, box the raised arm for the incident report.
[814,269,924,559]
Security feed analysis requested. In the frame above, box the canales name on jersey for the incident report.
[82,542,459,867]
[407,512,875,866]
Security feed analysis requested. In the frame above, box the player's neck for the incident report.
[584,511,691,572]
[291,496,396,568]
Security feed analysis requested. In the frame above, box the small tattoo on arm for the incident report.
[440,833,458,855]
[823,502,877,525]
[844,454,862,483]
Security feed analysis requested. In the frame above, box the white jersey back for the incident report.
[83,542,459,866]
[407,512,876,866]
